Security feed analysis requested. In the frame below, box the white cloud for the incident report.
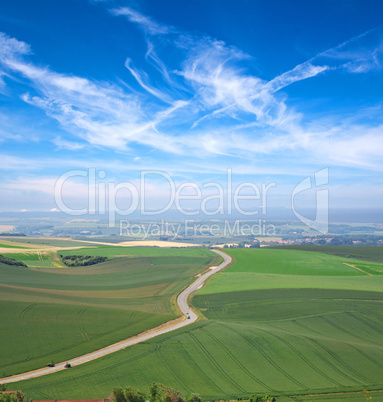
[53,137,85,151]
[0,154,42,170]
[266,62,329,93]
[125,57,173,103]
[110,7,172,35]
[0,15,381,177]
[314,29,383,74]
[0,32,31,60]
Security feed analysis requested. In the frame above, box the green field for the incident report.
[10,288,383,401]
[0,247,219,377]
[0,237,101,248]
[6,246,215,269]
[197,248,383,294]
[59,246,214,258]
[5,246,383,401]
[271,245,383,264]
[223,248,371,276]
[0,243,27,249]
[0,301,169,378]
[278,391,383,401]
[5,251,65,268]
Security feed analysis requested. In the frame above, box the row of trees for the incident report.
[0,383,277,402]
[281,235,383,246]
[0,254,27,267]
[0,233,26,237]
[60,255,108,267]
[112,383,192,402]
[223,241,260,249]
[111,384,276,402]
[249,395,276,402]
[0,392,24,402]
[0,385,24,402]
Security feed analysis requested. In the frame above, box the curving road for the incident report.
[0,249,231,384]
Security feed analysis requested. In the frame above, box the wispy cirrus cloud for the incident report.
[315,28,383,73]
[124,57,174,103]
[266,62,329,93]
[110,7,173,35]
[0,32,31,59]
[0,7,382,175]
[52,137,85,151]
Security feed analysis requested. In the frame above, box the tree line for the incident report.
[0,385,24,402]
[60,255,108,267]
[0,255,27,267]
[111,383,276,402]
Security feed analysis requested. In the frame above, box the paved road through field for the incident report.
[0,249,231,384]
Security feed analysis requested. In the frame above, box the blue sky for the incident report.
[0,0,382,218]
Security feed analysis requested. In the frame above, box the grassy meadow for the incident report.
[5,251,65,268]
[4,245,215,268]
[0,243,27,249]
[0,247,219,377]
[0,237,100,248]
[278,391,383,401]
[4,246,383,401]
[197,248,383,294]
[271,245,383,264]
